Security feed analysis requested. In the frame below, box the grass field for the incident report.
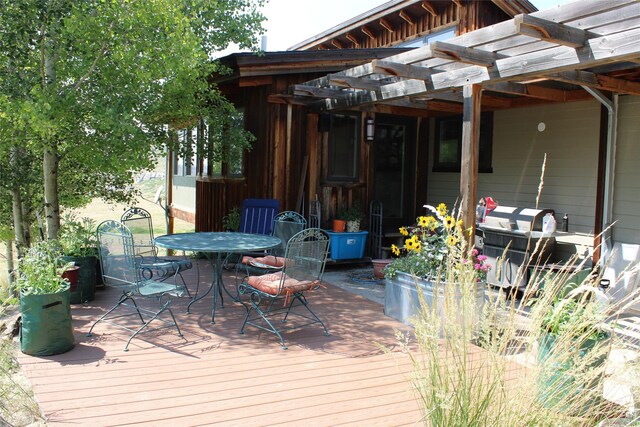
[0,178,194,294]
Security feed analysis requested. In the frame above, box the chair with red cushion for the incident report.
[238,228,330,349]
[240,210,307,275]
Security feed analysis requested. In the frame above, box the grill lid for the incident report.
[481,206,554,232]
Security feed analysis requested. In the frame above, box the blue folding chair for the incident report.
[239,198,280,235]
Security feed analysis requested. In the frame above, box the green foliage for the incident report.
[57,214,97,257]
[15,240,73,296]
[385,203,489,281]
[342,203,364,222]
[222,206,241,232]
[0,0,266,236]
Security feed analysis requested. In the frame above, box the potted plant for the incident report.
[343,203,364,232]
[222,206,241,232]
[17,240,75,356]
[384,203,489,326]
[332,209,347,232]
[58,214,98,303]
[533,283,611,416]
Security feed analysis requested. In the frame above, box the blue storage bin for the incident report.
[326,231,368,260]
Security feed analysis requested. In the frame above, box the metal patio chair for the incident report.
[240,211,307,275]
[121,207,194,296]
[238,228,330,349]
[88,220,183,351]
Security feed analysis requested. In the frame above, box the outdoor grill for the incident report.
[478,206,556,290]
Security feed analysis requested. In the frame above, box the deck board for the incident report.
[17,261,428,426]
[16,260,527,426]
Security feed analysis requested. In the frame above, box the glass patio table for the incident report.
[154,232,281,324]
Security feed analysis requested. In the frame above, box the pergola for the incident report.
[284,0,640,247]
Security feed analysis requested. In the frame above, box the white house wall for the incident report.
[171,176,196,214]
[612,95,640,244]
[426,100,600,235]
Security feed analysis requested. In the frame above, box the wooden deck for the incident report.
[17,261,426,426]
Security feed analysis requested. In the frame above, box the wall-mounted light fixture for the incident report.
[366,117,375,142]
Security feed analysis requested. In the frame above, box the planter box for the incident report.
[326,231,368,260]
[384,271,485,326]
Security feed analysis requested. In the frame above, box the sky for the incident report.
[258,0,573,52]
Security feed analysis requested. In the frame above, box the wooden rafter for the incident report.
[379,18,394,33]
[451,0,463,7]
[372,60,433,79]
[547,70,640,96]
[484,81,571,101]
[514,14,600,48]
[331,39,344,49]
[292,85,348,99]
[361,26,376,40]
[346,33,360,47]
[399,10,415,26]
[421,1,437,16]
[430,41,501,67]
[328,74,388,91]
[291,1,640,112]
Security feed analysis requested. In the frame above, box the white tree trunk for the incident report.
[6,240,15,288]
[43,146,61,239]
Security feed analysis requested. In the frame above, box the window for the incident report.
[433,112,493,173]
[172,108,247,179]
[326,113,360,182]
[398,27,456,48]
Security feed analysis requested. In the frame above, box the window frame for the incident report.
[433,112,493,173]
[325,112,361,183]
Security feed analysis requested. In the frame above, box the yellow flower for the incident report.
[444,216,455,229]
[417,216,428,227]
[412,241,422,252]
[447,235,459,247]
[425,216,438,231]
[437,203,448,217]
[405,238,415,250]
[391,244,400,256]
[399,226,409,236]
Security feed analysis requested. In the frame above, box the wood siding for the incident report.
[196,77,312,232]
[426,101,601,234]
[612,95,640,244]
[303,1,511,50]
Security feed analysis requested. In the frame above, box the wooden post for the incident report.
[460,84,482,238]
[307,113,319,212]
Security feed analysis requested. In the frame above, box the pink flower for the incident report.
[475,263,481,270]
[477,254,487,261]
[472,249,479,256]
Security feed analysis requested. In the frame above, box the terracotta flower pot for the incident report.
[61,265,81,293]
[332,219,346,232]
[372,259,392,278]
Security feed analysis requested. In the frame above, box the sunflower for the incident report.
[399,226,409,236]
[425,216,438,231]
[417,216,429,227]
[412,241,422,252]
[447,235,459,247]
[391,244,400,256]
[405,238,415,250]
[444,215,455,229]
[436,203,448,217]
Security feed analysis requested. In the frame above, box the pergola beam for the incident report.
[547,70,640,96]
[430,41,502,66]
[372,60,433,79]
[514,14,600,48]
